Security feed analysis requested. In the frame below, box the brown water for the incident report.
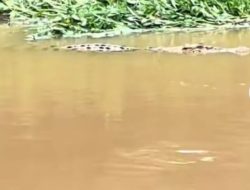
[1,27,250,190]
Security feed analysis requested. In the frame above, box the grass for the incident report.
[1,0,250,40]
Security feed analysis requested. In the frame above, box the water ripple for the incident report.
[103,141,216,176]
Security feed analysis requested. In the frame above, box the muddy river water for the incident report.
[0,27,250,190]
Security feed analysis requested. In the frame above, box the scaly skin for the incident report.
[61,43,137,52]
[148,44,250,56]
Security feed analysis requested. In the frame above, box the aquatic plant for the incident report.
[0,0,9,14]
[1,0,250,39]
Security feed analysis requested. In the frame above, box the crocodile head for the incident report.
[181,44,221,54]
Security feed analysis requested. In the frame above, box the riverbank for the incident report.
[1,0,250,40]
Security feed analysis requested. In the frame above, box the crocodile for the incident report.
[49,43,250,56]
[61,43,137,52]
[148,43,250,56]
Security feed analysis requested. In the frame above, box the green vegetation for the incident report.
[0,1,8,12]
[1,0,250,40]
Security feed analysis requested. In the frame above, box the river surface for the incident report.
[1,26,250,190]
